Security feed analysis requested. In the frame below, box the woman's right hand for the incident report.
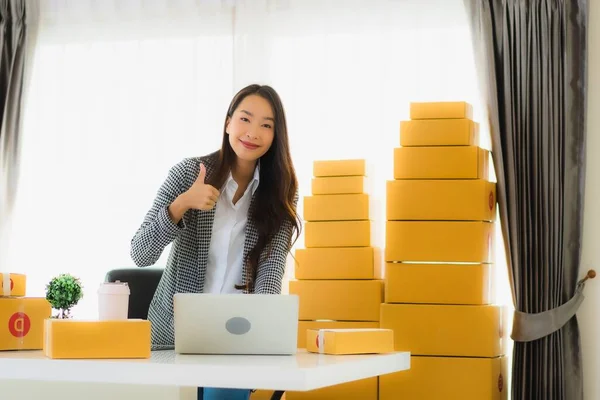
[182,163,220,211]
[167,163,219,224]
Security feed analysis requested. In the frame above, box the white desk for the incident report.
[0,350,410,391]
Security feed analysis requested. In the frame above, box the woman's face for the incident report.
[227,94,275,163]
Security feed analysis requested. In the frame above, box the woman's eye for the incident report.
[263,124,272,129]
[241,117,250,122]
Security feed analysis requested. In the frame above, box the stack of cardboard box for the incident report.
[287,159,383,400]
[380,102,508,399]
[0,273,51,351]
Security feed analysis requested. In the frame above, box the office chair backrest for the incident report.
[104,268,164,319]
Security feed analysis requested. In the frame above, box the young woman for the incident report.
[130,84,301,400]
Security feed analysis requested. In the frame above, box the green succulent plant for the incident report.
[45,273,84,319]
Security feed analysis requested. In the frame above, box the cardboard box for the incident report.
[313,159,366,177]
[295,247,374,280]
[400,118,479,147]
[380,356,507,400]
[311,176,367,195]
[386,179,496,221]
[380,303,506,357]
[393,146,489,180]
[385,221,494,263]
[43,319,151,359]
[306,328,394,355]
[250,390,284,400]
[385,263,493,305]
[0,297,51,351]
[250,390,287,400]
[0,273,26,297]
[289,280,383,321]
[305,221,371,247]
[286,377,377,400]
[303,194,370,221]
[409,101,473,120]
[297,321,380,348]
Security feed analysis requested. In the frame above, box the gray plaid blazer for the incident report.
[130,151,297,350]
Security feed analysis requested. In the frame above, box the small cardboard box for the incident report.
[306,328,394,355]
[379,356,507,400]
[386,179,496,222]
[311,176,367,195]
[313,159,366,177]
[400,118,479,147]
[250,391,286,400]
[305,220,371,248]
[297,321,380,349]
[286,377,377,400]
[0,273,26,297]
[380,303,506,357]
[385,263,493,305]
[409,101,473,120]
[289,280,383,321]
[304,194,370,221]
[43,319,151,359]
[295,247,374,280]
[0,297,51,351]
[385,221,494,263]
[393,146,489,180]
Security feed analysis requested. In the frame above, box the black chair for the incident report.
[104,267,164,319]
[104,267,285,400]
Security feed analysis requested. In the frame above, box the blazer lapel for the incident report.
[195,156,219,293]
[242,196,259,293]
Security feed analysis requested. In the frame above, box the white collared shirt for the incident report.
[203,166,260,294]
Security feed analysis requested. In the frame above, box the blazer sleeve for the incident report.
[254,191,300,294]
[130,160,189,267]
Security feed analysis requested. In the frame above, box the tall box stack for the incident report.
[380,102,508,400]
[0,273,51,351]
[287,159,382,400]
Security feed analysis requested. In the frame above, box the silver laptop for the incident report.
[173,293,299,355]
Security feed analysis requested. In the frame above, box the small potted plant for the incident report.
[45,273,84,319]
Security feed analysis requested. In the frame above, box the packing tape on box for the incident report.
[317,330,325,354]
[1,273,9,296]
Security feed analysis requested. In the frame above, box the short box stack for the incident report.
[380,102,508,400]
[287,159,382,400]
[0,273,51,351]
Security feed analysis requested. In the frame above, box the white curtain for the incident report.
[5,0,508,325]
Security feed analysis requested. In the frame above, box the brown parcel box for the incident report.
[286,377,377,400]
[311,176,367,195]
[306,328,394,355]
[393,146,489,180]
[400,118,479,147]
[0,297,51,351]
[295,247,374,280]
[385,263,493,305]
[297,321,379,349]
[380,303,506,357]
[305,221,371,248]
[313,159,366,177]
[0,273,26,297]
[289,280,383,321]
[385,221,494,263]
[386,179,496,221]
[380,356,507,400]
[303,194,370,221]
[43,319,151,359]
[409,101,473,120]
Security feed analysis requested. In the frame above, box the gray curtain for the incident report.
[0,0,28,267]
[463,0,589,399]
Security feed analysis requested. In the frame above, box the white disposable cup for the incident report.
[98,281,130,320]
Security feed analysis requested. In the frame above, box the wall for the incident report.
[580,0,600,399]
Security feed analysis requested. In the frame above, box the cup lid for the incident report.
[98,281,130,295]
